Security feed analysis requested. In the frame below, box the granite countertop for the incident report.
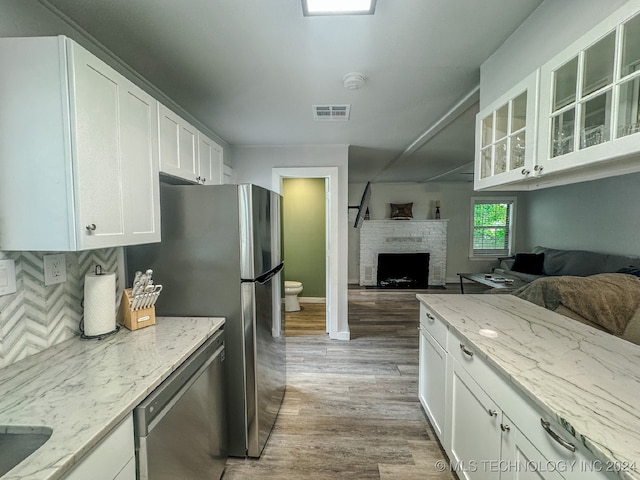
[0,316,225,480]
[416,293,640,480]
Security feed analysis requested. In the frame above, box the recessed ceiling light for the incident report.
[302,0,376,16]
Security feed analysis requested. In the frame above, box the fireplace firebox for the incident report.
[376,253,430,288]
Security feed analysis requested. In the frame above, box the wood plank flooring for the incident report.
[222,286,464,480]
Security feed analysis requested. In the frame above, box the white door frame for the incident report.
[272,167,338,338]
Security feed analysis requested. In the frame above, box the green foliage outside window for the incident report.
[473,203,510,254]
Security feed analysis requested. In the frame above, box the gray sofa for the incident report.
[494,245,640,284]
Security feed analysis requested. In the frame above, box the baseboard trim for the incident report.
[299,297,326,304]
[336,330,351,341]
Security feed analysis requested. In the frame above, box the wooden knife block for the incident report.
[117,288,156,331]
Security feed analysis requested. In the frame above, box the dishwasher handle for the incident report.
[134,330,224,436]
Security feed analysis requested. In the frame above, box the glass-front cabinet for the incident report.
[538,4,640,175]
[474,71,539,190]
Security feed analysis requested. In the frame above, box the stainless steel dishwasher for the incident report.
[134,329,227,480]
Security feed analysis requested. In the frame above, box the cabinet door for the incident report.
[448,358,502,480]
[69,41,125,250]
[474,71,540,190]
[158,104,198,182]
[418,327,447,441]
[62,414,135,480]
[500,414,566,480]
[197,132,223,185]
[537,3,640,177]
[119,84,160,245]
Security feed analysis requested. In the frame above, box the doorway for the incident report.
[282,177,326,309]
[272,167,339,338]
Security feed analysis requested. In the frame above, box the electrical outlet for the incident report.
[44,254,67,286]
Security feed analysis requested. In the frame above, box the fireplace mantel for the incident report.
[359,220,448,287]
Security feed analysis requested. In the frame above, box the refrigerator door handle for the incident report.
[252,263,284,285]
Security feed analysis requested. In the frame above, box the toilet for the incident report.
[284,281,303,312]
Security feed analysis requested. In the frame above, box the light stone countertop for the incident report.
[0,316,225,480]
[416,293,640,480]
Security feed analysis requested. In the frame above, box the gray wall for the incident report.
[522,173,640,256]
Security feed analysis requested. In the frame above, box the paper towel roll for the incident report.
[84,269,117,336]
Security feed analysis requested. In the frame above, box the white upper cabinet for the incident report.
[538,2,640,176]
[158,105,224,185]
[475,71,539,190]
[476,0,640,191]
[158,104,198,182]
[197,132,224,185]
[0,36,160,251]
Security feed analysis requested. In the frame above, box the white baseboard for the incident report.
[336,330,350,341]
[299,297,325,304]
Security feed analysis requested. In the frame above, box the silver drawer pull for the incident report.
[488,409,498,417]
[540,419,576,452]
[85,223,97,232]
[425,312,435,321]
[460,343,474,357]
[501,423,510,432]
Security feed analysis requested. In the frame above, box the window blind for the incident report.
[472,200,512,257]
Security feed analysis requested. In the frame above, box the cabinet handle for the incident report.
[534,164,544,173]
[540,419,576,452]
[500,424,510,432]
[459,344,474,357]
[202,178,207,184]
[521,168,530,175]
[85,224,97,232]
[488,409,498,417]
[425,312,435,321]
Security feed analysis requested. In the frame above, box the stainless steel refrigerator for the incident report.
[126,183,286,458]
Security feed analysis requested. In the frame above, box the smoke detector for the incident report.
[343,72,366,90]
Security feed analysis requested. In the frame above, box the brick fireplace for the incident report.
[359,220,448,287]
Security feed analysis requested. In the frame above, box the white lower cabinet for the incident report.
[62,414,135,480]
[418,304,614,480]
[501,414,565,480]
[418,326,447,440]
[448,358,502,480]
[418,304,449,441]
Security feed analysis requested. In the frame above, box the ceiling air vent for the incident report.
[313,105,351,121]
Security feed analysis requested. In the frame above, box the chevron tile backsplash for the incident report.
[0,248,124,368]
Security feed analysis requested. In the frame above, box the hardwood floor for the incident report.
[222,286,463,480]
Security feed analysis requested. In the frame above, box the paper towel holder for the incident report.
[79,264,121,340]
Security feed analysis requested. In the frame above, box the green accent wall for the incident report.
[282,178,326,297]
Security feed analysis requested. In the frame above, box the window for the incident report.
[470,198,516,257]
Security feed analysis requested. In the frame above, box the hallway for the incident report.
[223,288,457,479]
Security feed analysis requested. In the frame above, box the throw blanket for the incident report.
[513,273,640,335]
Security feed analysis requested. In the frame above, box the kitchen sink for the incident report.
[0,426,52,476]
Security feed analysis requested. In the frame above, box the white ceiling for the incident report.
[41,0,543,184]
